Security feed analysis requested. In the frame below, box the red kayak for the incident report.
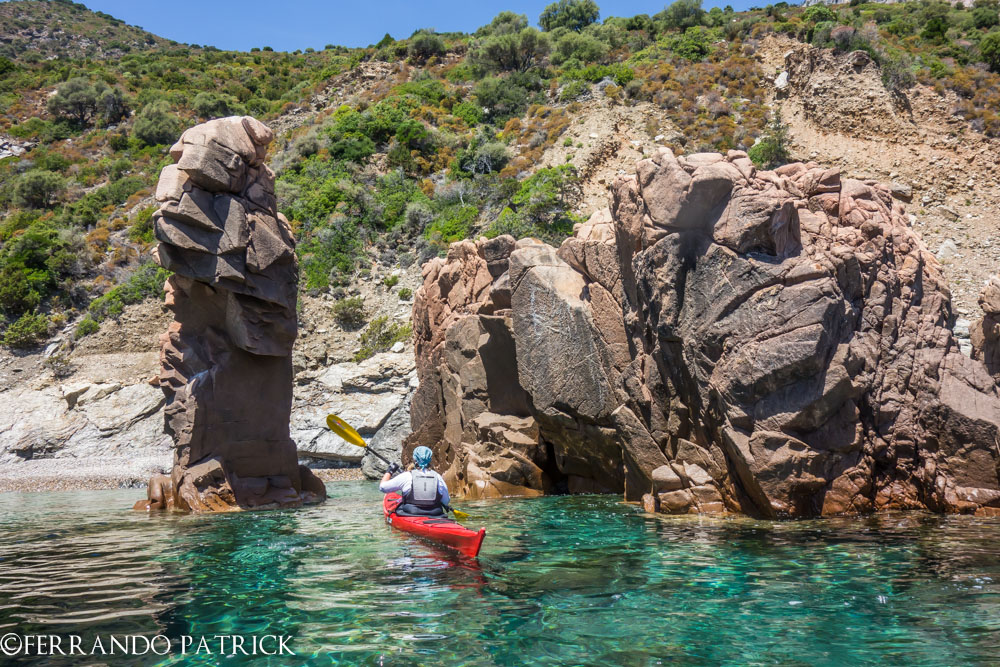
[382,493,486,558]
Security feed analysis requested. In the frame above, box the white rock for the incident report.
[390,341,405,353]
[936,239,959,261]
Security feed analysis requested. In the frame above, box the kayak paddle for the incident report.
[324,413,470,521]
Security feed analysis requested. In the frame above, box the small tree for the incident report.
[47,77,99,125]
[539,0,600,32]
[982,32,1000,71]
[408,29,445,63]
[471,28,549,72]
[132,100,181,146]
[97,85,129,126]
[192,91,240,119]
[13,170,65,209]
[3,311,49,349]
[748,109,790,169]
[476,11,529,36]
[657,0,706,31]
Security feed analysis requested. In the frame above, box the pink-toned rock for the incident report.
[407,150,1000,518]
[136,117,326,513]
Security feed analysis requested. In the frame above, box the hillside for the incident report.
[2,0,1000,473]
[0,0,170,60]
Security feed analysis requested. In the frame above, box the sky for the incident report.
[68,0,764,52]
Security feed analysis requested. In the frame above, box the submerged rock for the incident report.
[135,116,326,513]
[407,148,1000,518]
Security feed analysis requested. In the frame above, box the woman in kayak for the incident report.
[379,445,451,517]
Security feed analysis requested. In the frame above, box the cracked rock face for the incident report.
[135,116,326,513]
[407,148,1000,518]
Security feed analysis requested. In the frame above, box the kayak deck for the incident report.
[383,493,485,558]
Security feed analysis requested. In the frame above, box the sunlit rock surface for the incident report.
[135,116,326,512]
[407,148,1000,518]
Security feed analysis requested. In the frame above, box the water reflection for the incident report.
[0,485,998,665]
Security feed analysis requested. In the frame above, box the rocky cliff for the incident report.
[407,148,1000,518]
[135,116,326,512]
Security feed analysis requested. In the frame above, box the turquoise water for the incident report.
[1,482,999,665]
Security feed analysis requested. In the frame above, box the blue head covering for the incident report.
[413,446,433,469]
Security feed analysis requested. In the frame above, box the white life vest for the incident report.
[408,469,440,509]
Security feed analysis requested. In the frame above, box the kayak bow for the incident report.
[383,493,485,558]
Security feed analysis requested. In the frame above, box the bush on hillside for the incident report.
[332,296,366,328]
[657,0,706,31]
[12,170,65,209]
[474,77,530,121]
[47,78,128,127]
[470,27,550,73]
[747,110,790,169]
[982,32,1000,72]
[87,263,170,322]
[408,30,445,63]
[539,0,600,32]
[476,11,529,37]
[132,100,181,146]
[354,315,412,361]
[551,30,609,65]
[3,311,49,349]
[192,91,241,119]
[75,316,100,338]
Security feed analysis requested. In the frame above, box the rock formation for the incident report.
[134,116,326,512]
[407,148,1000,518]
[972,276,1000,382]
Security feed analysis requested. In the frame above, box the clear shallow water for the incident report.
[1,483,999,666]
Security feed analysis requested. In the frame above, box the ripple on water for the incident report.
[1,484,1000,665]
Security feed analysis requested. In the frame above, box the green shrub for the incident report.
[75,316,100,338]
[669,26,713,61]
[425,204,478,245]
[539,0,600,32]
[656,0,706,31]
[457,140,510,175]
[408,30,446,63]
[398,287,413,301]
[192,91,241,119]
[12,170,65,209]
[560,79,590,101]
[88,264,170,322]
[452,100,483,126]
[384,275,400,287]
[982,32,1000,72]
[354,315,412,361]
[973,6,999,29]
[395,78,447,104]
[132,100,181,146]
[0,222,82,315]
[332,296,366,328]
[47,77,99,125]
[474,76,529,121]
[128,206,157,243]
[3,311,49,348]
[748,110,790,169]
[471,27,550,73]
[803,5,835,23]
[551,31,609,65]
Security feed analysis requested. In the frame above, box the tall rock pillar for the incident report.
[134,116,326,512]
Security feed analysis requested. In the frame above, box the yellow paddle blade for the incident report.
[451,508,470,521]
[326,414,366,448]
